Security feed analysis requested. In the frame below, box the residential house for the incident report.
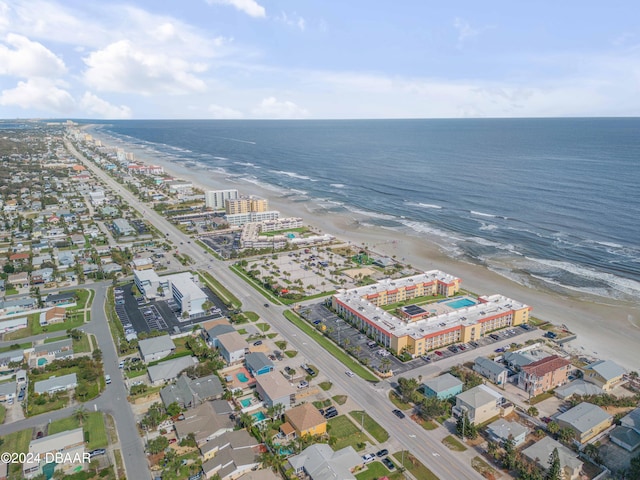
[217,331,248,365]
[113,218,135,236]
[204,323,235,347]
[9,252,30,265]
[582,360,627,391]
[174,401,234,446]
[0,297,36,315]
[244,352,274,377]
[160,374,224,409]
[287,444,362,480]
[517,355,571,397]
[556,402,613,445]
[139,335,176,363]
[255,371,296,410]
[7,272,29,288]
[0,352,24,373]
[610,408,640,452]
[201,438,260,480]
[30,268,54,285]
[147,356,198,386]
[281,403,327,439]
[486,419,529,447]
[34,373,78,394]
[39,306,66,326]
[555,379,604,400]
[0,316,28,334]
[26,339,73,368]
[522,437,583,480]
[454,385,503,425]
[0,381,16,402]
[199,429,259,462]
[132,257,154,271]
[57,250,75,267]
[44,292,76,306]
[23,428,86,479]
[422,373,463,400]
[474,357,509,385]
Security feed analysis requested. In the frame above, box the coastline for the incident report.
[87,127,640,371]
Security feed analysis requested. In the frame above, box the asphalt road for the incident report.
[65,138,485,478]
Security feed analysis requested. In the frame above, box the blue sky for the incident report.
[1,0,639,119]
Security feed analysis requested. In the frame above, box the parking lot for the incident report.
[116,282,230,336]
[300,301,536,376]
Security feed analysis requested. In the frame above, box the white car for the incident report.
[362,453,375,464]
[345,371,355,377]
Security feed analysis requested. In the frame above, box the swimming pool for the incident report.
[252,411,266,422]
[240,398,252,408]
[445,298,476,309]
[236,372,249,383]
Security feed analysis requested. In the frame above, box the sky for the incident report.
[1,0,639,119]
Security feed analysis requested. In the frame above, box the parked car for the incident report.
[89,449,106,457]
[105,374,111,385]
[392,409,406,419]
[383,457,396,470]
[253,340,263,346]
[490,334,500,340]
[324,410,338,419]
[376,449,389,457]
[362,454,375,464]
[469,341,479,348]
[434,350,443,357]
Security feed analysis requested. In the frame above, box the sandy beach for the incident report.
[89,129,640,371]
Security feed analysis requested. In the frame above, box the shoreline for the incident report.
[87,127,640,371]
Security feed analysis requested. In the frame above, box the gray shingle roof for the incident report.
[139,335,175,357]
[474,356,509,376]
[585,360,626,381]
[556,402,612,434]
[245,352,273,373]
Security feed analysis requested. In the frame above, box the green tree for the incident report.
[147,436,169,454]
[74,406,88,426]
[557,427,575,445]
[547,421,560,435]
[397,376,419,403]
[527,406,539,417]
[166,402,181,417]
[546,447,561,480]
[503,436,517,470]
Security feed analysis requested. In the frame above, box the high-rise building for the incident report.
[225,195,268,214]
[205,189,238,210]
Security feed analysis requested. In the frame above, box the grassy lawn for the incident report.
[284,350,298,358]
[0,404,5,423]
[328,415,370,451]
[442,435,467,451]
[255,323,271,332]
[199,271,241,309]
[245,311,259,321]
[319,381,332,391]
[472,456,499,479]
[333,395,348,405]
[355,461,404,480]
[0,341,31,353]
[283,310,379,382]
[237,328,248,334]
[529,391,554,405]
[388,391,412,410]
[0,428,32,478]
[350,410,389,443]
[33,315,85,335]
[125,368,148,379]
[44,335,67,343]
[73,333,92,353]
[393,450,439,480]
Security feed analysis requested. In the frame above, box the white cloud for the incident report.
[252,96,308,118]
[208,103,243,119]
[0,33,66,77]
[80,92,132,119]
[206,0,265,18]
[275,11,306,31]
[453,17,484,48]
[0,78,74,112]
[83,40,207,95]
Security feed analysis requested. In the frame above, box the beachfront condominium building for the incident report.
[225,210,280,227]
[225,196,268,214]
[205,189,238,210]
[330,270,531,357]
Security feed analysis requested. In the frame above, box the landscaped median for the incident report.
[199,270,242,309]
[283,310,378,382]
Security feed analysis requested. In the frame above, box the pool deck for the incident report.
[223,365,256,391]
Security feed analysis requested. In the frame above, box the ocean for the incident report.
[82,118,640,302]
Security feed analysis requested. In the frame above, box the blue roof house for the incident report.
[423,373,463,400]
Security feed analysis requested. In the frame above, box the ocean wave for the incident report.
[525,257,640,298]
[213,156,229,161]
[330,184,346,188]
[234,161,255,166]
[240,176,290,194]
[470,210,497,218]
[399,219,464,242]
[406,201,443,209]
[479,223,498,232]
[270,170,314,181]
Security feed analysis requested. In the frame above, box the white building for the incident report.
[225,210,280,227]
[134,269,207,317]
[88,190,105,206]
[205,189,238,210]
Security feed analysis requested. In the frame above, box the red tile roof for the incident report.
[521,354,570,377]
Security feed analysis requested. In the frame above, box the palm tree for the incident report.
[239,412,254,431]
[74,406,88,426]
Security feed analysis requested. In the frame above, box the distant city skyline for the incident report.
[1,1,639,119]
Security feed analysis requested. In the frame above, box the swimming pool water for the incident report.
[240,398,252,407]
[252,411,266,422]
[445,298,476,309]
[236,372,249,383]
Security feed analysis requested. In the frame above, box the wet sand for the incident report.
[88,129,640,371]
